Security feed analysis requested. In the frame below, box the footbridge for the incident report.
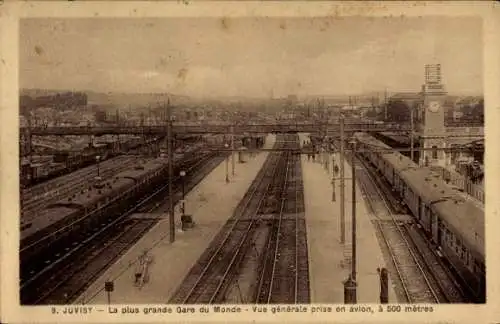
[21,122,409,136]
[21,121,483,150]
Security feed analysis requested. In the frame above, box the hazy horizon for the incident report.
[20,17,483,98]
[20,87,483,101]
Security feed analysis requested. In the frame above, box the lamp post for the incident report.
[224,143,230,183]
[180,170,186,215]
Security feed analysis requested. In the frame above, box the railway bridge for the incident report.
[21,121,410,136]
[21,121,483,149]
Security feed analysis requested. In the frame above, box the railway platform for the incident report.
[75,135,276,304]
[299,133,398,303]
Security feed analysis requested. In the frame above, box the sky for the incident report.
[19,17,483,98]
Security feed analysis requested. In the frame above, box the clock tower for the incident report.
[418,64,447,167]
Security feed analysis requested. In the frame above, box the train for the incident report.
[20,136,193,188]
[353,132,485,302]
[26,162,67,181]
[54,143,114,169]
[20,143,115,188]
[20,144,211,271]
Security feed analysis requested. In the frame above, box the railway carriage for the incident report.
[432,195,485,300]
[20,142,207,261]
[21,206,81,258]
[389,162,485,301]
[399,169,444,236]
[21,143,210,277]
[353,132,485,302]
[20,175,135,264]
[20,157,168,266]
[115,158,170,207]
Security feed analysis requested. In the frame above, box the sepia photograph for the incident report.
[16,15,486,307]
[1,3,494,322]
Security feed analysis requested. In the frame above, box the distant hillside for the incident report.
[20,88,194,111]
[85,91,193,109]
[301,91,483,106]
[20,89,483,112]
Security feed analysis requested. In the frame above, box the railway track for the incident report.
[21,152,225,305]
[373,220,440,303]
[22,145,204,219]
[255,150,309,303]
[168,149,284,304]
[254,152,290,303]
[22,155,130,199]
[25,218,156,305]
[354,152,466,303]
[21,156,139,218]
[402,224,466,302]
[169,134,309,304]
[294,159,310,304]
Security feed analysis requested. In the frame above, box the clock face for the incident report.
[428,101,441,113]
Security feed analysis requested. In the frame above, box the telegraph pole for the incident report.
[140,112,146,155]
[351,139,357,283]
[331,148,337,202]
[115,109,121,153]
[167,99,175,243]
[384,89,388,121]
[231,124,235,176]
[410,107,415,162]
[343,138,357,304]
[148,107,153,155]
[331,166,336,201]
[326,122,330,172]
[340,115,345,244]
[27,112,32,166]
[323,124,328,171]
